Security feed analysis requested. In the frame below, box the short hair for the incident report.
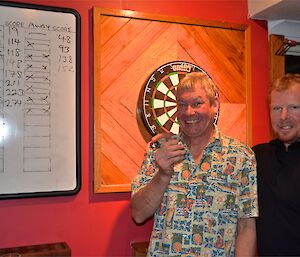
[269,73,300,101]
[176,72,218,104]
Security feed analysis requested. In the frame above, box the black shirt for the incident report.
[253,140,300,256]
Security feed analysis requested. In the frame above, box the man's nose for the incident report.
[185,105,195,115]
[280,107,289,120]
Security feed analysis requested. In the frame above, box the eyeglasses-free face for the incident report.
[270,82,300,146]
[176,86,218,140]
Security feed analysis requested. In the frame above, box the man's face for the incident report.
[176,86,218,139]
[270,83,300,145]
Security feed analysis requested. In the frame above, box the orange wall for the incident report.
[0,0,270,256]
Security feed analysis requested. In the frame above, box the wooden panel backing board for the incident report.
[93,8,252,193]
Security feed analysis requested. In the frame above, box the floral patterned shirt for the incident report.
[132,128,258,257]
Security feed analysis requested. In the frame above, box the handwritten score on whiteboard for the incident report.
[0,2,80,199]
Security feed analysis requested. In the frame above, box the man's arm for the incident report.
[234,217,257,257]
[131,134,185,224]
[131,170,172,224]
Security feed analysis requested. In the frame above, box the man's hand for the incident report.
[154,134,185,176]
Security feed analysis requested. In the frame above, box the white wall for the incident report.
[248,0,282,18]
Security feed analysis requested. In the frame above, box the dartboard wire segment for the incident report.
[151,74,179,134]
[143,71,184,135]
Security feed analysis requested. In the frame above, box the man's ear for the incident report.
[213,96,220,112]
[212,97,220,125]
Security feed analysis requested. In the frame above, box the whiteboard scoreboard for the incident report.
[0,2,81,199]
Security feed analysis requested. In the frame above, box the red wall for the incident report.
[0,0,270,256]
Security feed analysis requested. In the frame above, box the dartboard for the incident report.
[137,61,208,136]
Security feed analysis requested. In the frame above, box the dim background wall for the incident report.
[0,0,269,256]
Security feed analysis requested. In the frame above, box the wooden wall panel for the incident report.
[269,34,285,84]
[93,8,251,193]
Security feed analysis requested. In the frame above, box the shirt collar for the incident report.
[272,138,300,152]
[178,125,223,153]
[208,126,223,153]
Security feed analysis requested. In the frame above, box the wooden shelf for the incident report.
[131,241,149,257]
[0,242,71,257]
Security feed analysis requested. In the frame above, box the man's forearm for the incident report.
[131,170,172,224]
[235,218,257,257]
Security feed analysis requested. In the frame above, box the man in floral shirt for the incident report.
[131,72,258,257]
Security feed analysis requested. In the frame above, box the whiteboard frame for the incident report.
[0,1,81,199]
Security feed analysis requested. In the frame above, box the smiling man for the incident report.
[131,72,258,257]
[253,73,300,256]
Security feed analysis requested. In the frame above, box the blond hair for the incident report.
[269,73,300,101]
[176,72,218,104]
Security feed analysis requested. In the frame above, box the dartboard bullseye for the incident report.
[137,61,209,136]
